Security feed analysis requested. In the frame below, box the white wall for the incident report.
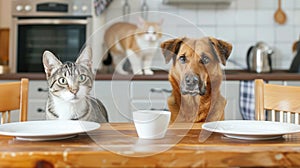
[95,0,300,70]
[3,0,299,70]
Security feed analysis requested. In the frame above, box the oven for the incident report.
[10,0,92,73]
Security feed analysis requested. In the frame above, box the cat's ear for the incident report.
[76,46,92,69]
[43,51,63,78]
[137,16,145,28]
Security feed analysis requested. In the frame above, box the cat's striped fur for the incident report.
[43,47,108,123]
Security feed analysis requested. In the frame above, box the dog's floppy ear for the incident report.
[209,37,232,65]
[160,38,184,64]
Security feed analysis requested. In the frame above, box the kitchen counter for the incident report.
[1,70,300,81]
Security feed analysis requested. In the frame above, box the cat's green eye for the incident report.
[79,74,86,82]
[58,77,67,85]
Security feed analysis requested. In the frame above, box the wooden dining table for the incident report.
[1,122,300,167]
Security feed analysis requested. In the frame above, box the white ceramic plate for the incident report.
[0,120,100,141]
[202,120,300,140]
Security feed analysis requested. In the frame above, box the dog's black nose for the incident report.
[185,74,199,87]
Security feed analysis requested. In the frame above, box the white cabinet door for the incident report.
[93,81,131,122]
[130,81,171,112]
[27,81,48,121]
[28,81,48,99]
[94,81,171,122]
[28,100,47,120]
[284,81,300,86]
[221,81,242,120]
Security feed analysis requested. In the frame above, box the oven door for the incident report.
[10,18,89,72]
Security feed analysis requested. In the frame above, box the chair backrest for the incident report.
[0,78,29,124]
[255,79,300,124]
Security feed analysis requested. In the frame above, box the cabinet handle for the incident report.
[150,88,172,93]
[37,108,45,113]
[150,108,169,111]
[37,88,48,92]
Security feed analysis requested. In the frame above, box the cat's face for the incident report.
[137,18,162,42]
[42,47,94,103]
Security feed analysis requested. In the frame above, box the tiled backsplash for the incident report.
[98,0,300,70]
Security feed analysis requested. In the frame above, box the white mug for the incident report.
[133,110,171,139]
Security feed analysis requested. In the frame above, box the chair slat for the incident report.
[279,111,284,123]
[1,112,7,124]
[287,112,291,123]
[7,111,11,123]
[271,110,276,122]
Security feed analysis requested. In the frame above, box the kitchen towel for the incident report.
[239,80,255,120]
[240,80,255,120]
[239,80,268,120]
[94,0,113,16]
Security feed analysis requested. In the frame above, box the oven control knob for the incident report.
[81,5,88,12]
[16,5,23,11]
[24,5,32,11]
[73,5,78,11]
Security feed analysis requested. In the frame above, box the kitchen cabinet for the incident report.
[3,70,300,122]
[222,81,242,120]
[28,80,134,122]
[129,81,172,112]
[45,80,243,121]
[27,81,48,120]
[93,80,171,122]
[0,80,133,122]
[3,70,300,123]
[0,79,243,122]
[93,81,131,122]
[127,80,242,120]
[284,81,300,86]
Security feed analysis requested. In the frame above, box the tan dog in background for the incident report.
[161,37,232,122]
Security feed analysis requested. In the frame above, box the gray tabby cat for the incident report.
[42,47,108,123]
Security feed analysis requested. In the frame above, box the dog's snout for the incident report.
[185,74,199,87]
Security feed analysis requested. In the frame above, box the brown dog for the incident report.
[161,37,232,122]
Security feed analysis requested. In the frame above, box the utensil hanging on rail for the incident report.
[122,0,130,21]
[140,0,149,20]
[274,0,287,25]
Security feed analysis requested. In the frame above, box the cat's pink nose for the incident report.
[69,88,78,95]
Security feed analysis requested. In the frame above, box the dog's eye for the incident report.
[201,55,210,64]
[179,55,186,64]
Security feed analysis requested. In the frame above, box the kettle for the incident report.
[247,42,273,73]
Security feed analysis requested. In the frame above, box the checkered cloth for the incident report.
[239,80,268,120]
[239,80,255,120]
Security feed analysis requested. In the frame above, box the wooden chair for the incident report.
[0,78,29,124]
[255,79,300,124]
